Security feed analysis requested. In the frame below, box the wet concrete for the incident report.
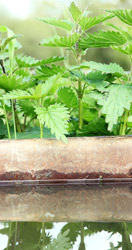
[0,184,132,222]
[0,136,132,181]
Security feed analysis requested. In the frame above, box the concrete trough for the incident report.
[0,136,132,182]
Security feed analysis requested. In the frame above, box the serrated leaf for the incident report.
[30,74,60,98]
[106,9,132,26]
[105,22,132,42]
[37,18,74,31]
[97,84,132,130]
[68,2,82,22]
[17,100,36,117]
[79,14,114,31]
[58,87,78,108]
[83,106,98,122]
[79,118,109,136]
[78,31,126,49]
[75,61,125,77]
[15,55,65,68]
[70,69,110,91]
[0,74,34,91]
[36,64,66,80]
[35,103,70,143]
[43,230,71,250]
[1,75,58,100]
[40,33,80,48]
[1,89,31,100]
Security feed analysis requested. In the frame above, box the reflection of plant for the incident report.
[61,222,132,250]
[0,222,53,250]
[42,230,71,250]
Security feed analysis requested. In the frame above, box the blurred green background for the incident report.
[0,0,132,69]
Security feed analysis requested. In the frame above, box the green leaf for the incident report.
[1,89,31,100]
[78,31,126,49]
[106,9,132,26]
[58,87,78,108]
[43,230,71,250]
[75,61,125,77]
[97,84,132,130]
[35,103,70,143]
[12,127,54,139]
[15,55,65,68]
[0,119,9,136]
[1,75,58,100]
[79,14,114,31]
[83,106,98,122]
[30,74,60,98]
[37,18,74,31]
[69,70,110,91]
[79,118,109,136]
[17,100,36,117]
[68,2,82,22]
[105,22,132,42]
[36,64,66,80]
[40,33,80,48]
[0,74,34,91]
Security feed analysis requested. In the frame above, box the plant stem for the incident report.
[12,100,17,139]
[0,59,6,74]
[78,81,83,129]
[2,101,11,139]
[40,122,43,139]
[119,109,129,136]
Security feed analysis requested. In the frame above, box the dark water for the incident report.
[0,221,132,250]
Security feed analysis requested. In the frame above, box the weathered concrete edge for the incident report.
[0,136,132,181]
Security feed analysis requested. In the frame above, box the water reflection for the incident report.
[0,221,132,250]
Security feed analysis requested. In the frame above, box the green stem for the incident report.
[79,222,86,250]
[129,56,132,82]
[2,101,11,139]
[119,109,129,136]
[7,222,12,250]
[78,81,83,129]
[12,100,17,139]
[40,122,43,139]
[14,222,18,250]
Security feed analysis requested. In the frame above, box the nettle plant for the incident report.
[0,3,132,142]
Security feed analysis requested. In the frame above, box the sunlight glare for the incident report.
[0,0,32,19]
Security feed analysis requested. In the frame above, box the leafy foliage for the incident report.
[37,18,74,31]
[68,2,82,22]
[36,64,66,80]
[79,14,114,31]
[1,75,58,100]
[106,9,132,26]
[35,104,70,142]
[0,74,34,91]
[40,33,80,48]
[13,127,54,139]
[15,55,65,68]
[97,84,132,130]
[43,230,71,250]
[75,61,126,77]
[58,87,78,108]
[79,31,126,49]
